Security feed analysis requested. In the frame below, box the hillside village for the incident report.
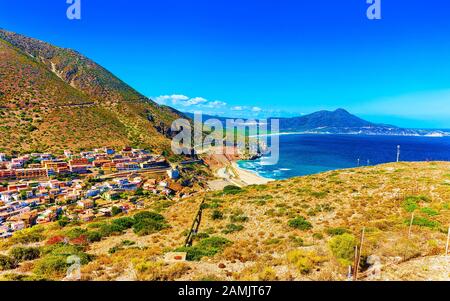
[0,147,206,239]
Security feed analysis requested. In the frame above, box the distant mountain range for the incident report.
[185,109,449,137]
[0,29,183,154]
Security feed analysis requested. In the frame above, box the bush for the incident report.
[132,211,168,236]
[58,216,70,227]
[112,217,135,229]
[86,231,102,243]
[33,255,68,276]
[211,210,224,220]
[222,185,242,195]
[11,226,45,244]
[111,206,123,216]
[133,219,168,236]
[287,250,325,274]
[134,211,165,223]
[10,247,41,262]
[98,223,125,237]
[288,216,313,231]
[0,255,18,271]
[222,224,244,234]
[326,227,349,236]
[176,236,231,261]
[410,216,440,229]
[64,228,88,239]
[35,244,93,277]
[230,214,249,223]
[328,233,357,266]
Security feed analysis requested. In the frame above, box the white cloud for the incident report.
[205,101,227,108]
[251,106,262,112]
[231,106,244,111]
[185,97,208,106]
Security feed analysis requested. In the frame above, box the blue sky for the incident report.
[1,0,450,128]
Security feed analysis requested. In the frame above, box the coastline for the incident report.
[230,161,273,185]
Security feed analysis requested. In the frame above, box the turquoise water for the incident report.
[237,134,450,180]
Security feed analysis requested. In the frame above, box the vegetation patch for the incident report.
[287,250,326,274]
[288,216,313,231]
[328,233,357,266]
[175,236,231,261]
[10,246,41,262]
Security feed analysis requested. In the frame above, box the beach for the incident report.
[230,162,273,185]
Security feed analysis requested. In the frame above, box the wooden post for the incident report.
[446,225,450,257]
[352,245,359,281]
[356,227,366,279]
[408,212,415,239]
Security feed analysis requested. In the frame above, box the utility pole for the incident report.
[396,145,401,162]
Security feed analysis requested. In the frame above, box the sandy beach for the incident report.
[230,162,273,185]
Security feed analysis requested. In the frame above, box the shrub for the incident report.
[211,210,224,220]
[112,217,135,229]
[64,228,88,239]
[420,207,439,216]
[10,247,41,262]
[0,255,18,271]
[86,231,102,243]
[58,216,70,227]
[288,216,313,231]
[33,255,68,276]
[410,216,440,229]
[230,214,249,223]
[132,211,168,236]
[11,226,45,244]
[222,224,244,234]
[222,185,243,195]
[111,206,123,216]
[98,223,125,237]
[287,250,325,274]
[326,227,349,236]
[35,244,93,277]
[134,211,165,223]
[176,236,231,261]
[328,233,357,266]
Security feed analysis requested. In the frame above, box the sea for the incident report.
[237,134,450,180]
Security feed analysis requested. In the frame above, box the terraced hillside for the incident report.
[0,29,181,154]
[0,162,448,281]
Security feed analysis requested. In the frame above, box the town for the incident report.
[0,147,205,239]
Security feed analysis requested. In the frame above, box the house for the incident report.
[0,170,15,180]
[15,168,49,180]
[80,212,95,222]
[143,179,157,191]
[0,153,6,162]
[9,220,26,231]
[85,188,100,198]
[70,165,90,174]
[69,158,91,166]
[77,199,95,209]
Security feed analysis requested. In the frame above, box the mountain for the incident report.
[185,109,448,137]
[0,29,182,154]
[273,109,448,136]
